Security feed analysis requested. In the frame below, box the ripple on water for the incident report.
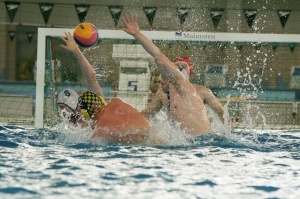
[50,181,88,188]
[131,173,154,179]
[194,180,217,187]
[248,185,280,192]
[0,187,38,195]
[101,172,119,180]
[0,140,18,148]
[291,152,300,160]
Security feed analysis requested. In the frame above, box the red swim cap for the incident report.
[174,56,194,76]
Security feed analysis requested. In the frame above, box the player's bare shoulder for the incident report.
[192,84,215,101]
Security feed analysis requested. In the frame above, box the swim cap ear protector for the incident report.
[78,91,106,119]
[57,88,80,112]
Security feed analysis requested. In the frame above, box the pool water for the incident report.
[0,124,299,199]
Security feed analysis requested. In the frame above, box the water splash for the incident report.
[145,111,193,146]
[51,110,94,143]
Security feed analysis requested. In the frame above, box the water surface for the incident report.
[0,125,299,199]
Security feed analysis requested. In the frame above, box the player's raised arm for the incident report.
[122,13,185,88]
[60,32,104,97]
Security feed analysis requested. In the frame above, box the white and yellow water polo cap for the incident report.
[57,88,80,112]
[78,91,106,119]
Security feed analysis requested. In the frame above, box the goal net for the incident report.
[0,83,35,125]
[2,28,300,129]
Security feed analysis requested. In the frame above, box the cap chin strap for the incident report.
[81,109,90,119]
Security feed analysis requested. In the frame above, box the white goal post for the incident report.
[35,28,300,128]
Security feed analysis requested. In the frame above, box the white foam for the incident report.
[144,111,193,146]
[53,110,94,143]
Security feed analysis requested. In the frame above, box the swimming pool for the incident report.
[0,124,299,199]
